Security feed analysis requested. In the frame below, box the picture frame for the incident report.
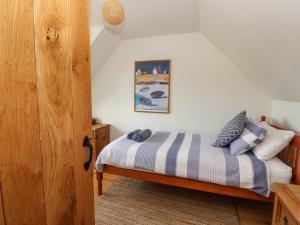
[134,60,171,113]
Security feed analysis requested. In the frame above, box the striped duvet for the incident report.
[96,131,270,197]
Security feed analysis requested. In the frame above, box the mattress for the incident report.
[267,157,292,186]
[96,132,272,197]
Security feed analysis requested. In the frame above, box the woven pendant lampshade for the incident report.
[102,0,125,26]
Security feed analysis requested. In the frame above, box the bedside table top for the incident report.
[273,183,300,222]
[92,123,110,131]
[287,185,300,203]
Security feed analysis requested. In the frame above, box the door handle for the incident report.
[83,136,93,171]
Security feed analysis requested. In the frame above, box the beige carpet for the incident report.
[95,177,239,225]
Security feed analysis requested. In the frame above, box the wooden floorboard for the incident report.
[94,173,273,225]
[235,198,273,225]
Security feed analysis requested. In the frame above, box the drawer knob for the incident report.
[284,216,288,225]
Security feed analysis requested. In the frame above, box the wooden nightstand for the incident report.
[272,184,300,225]
[92,123,110,159]
[91,123,110,197]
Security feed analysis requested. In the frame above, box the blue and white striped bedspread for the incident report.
[96,131,270,197]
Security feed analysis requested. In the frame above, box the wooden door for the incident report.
[0,0,94,224]
[0,0,48,224]
[34,0,94,224]
[0,177,6,225]
[70,1,95,224]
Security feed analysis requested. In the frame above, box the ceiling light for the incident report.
[102,0,125,26]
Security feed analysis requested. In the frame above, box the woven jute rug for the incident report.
[95,177,239,225]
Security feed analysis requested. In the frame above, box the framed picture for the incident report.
[134,60,171,113]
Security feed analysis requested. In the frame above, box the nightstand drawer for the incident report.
[92,123,110,198]
[272,184,300,225]
[95,127,110,155]
[279,206,298,225]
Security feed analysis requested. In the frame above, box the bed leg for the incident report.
[97,172,103,196]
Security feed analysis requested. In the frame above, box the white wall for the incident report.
[198,0,300,101]
[92,32,272,140]
[272,100,300,133]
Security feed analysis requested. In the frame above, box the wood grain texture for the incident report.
[102,166,274,202]
[0,0,47,224]
[272,184,300,224]
[272,195,280,225]
[70,0,95,224]
[92,125,110,196]
[92,123,110,131]
[237,199,273,225]
[293,136,300,185]
[33,0,77,224]
[94,126,110,157]
[0,178,6,225]
[277,136,300,185]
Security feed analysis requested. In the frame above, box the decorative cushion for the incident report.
[252,122,295,160]
[230,120,267,155]
[214,111,247,147]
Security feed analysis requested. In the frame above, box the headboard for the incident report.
[260,116,300,185]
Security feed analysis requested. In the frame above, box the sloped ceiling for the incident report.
[198,0,300,101]
[90,0,300,101]
[117,0,199,39]
[90,27,121,77]
[89,0,199,76]
[90,0,200,38]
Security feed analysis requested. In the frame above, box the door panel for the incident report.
[33,0,77,224]
[0,177,6,225]
[70,0,95,224]
[0,0,47,225]
[0,0,94,224]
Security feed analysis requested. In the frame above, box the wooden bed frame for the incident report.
[97,116,300,203]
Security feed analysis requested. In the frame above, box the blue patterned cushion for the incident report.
[214,111,246,147]
[230,120,267,155]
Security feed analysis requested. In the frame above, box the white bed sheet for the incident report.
[267,157,292,188]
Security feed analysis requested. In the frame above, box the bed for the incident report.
[96,116,300,202]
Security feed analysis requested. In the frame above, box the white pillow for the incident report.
[252,122,295,160]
